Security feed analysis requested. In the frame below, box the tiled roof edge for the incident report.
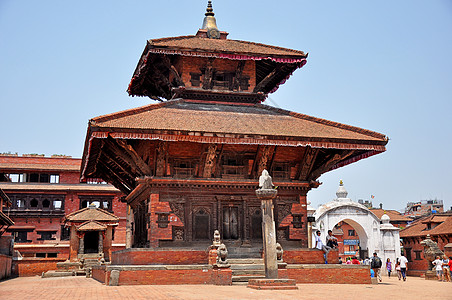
[90,99,183,125]
[256,104,388,141]
[148,35,307,57]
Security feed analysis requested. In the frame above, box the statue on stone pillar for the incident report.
[259,169,274,190]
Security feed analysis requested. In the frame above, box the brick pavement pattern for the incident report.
[0,276,451,300]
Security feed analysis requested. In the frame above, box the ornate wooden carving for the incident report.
[232,61,245,91]
[169,202,185,223]
[116,139,152,176]
[277,203,292,227]
[172,227,184,241]
[161,55,184,87]
[202,144,218,178]
[155,141,167,177]
[255,145,275,177]
[98,154,135,190]
[202,58,215,89]
[297,147,319,181]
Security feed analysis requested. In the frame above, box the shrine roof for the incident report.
[76,220,108,231]
[400,213,452,237]
[88,99,388,150]
[64,206,119,223]
[370,209,412,222]
[147,35,307,60]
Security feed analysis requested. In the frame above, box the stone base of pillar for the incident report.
[247,278,298,290]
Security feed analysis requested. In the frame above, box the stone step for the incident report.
[232,275,266,282]
[230,264,264,270]
[232,281,249,286]
[228,258,263,265]
[232,269,265,276]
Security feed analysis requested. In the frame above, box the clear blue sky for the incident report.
[1,1,451,212]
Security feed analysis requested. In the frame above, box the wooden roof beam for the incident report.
[297,147,319,181]
[116,139,152,176]
[162,55,184,87]
[308,150,355,181]
[104,137,147,177]
[253,65,281,93]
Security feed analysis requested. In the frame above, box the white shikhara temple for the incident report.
[313,181,401,268]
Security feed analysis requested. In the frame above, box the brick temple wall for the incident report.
[284,249,339,264]
[13,258,66,277]
[111,249,208,265]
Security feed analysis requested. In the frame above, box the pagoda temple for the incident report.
[80,1,388,253]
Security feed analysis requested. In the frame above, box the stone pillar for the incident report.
[79,234,85,255]
[126,205,134,248]
[260,198,278,279]
[98,231,103,254]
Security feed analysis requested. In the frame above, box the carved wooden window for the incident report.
[37,231,57,241]
[414,250,422,260]
[272,163,290,180]
[405,248,412,261]
[221,154,246,179]
[60,225,70,241]
[193,208,210,240]
[172,159,195,178]
[292,214,304,229]
[190,72,201,87]
[156,212,170,228]
[79,195,113,212]
[212,72,233,90]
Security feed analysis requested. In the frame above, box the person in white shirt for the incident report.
[314,230,332,263]
[398,254,409,281]
[432,256,444,281]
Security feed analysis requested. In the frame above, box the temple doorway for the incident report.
[84,231,99,254]
[222,206,239,240]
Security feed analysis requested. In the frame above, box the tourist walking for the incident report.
[314,230,332,263]
[386,258,392,277]
[371,252,383,282]
[442,256,451,282]
[398,253,408,281]
[433,256,444,281]
[395,259,402,280]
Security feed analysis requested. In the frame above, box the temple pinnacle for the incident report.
[202,1,220,39]
[205,0,214,16]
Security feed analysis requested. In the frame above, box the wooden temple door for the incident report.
[222,206,239,240]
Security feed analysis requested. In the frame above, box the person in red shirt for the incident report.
[351,256,360,264]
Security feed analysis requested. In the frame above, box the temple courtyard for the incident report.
[0,276,450,300]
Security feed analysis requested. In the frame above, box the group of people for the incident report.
[314,230,338,263]
[432,255,452,282]
[314,229,414,283]
[370,252,408,282]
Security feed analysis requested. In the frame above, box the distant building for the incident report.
[0,188,14,279]
[404,199,444,218]
[370,209,412,229]
[0,154,125,276]
[400,212,452,276]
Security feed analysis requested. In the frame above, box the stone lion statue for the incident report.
[259,169,274,190]
[216,243,228,265]
[276,242,283,261]
[420,235,444,270]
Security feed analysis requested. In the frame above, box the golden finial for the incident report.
[205,0,214,16]
[202,1,220,39]
[339,179,343,185]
